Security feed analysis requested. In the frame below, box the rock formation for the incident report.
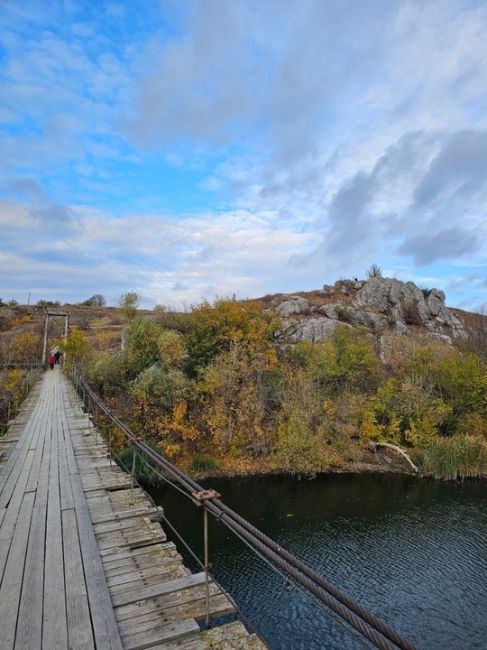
[271,277,467,344]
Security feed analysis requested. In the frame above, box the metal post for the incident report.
[42,313,49,369]
[130,446,137,505]
[108,425,113,466]
[204,508,210,626]
[64,315,69,367]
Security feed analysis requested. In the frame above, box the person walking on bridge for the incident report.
[49,355,55,370]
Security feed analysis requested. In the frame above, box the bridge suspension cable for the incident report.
[73,369,416,650]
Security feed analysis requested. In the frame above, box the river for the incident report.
[148,473,487,650]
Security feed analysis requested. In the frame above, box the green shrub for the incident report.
[124,316,161,375]
[130,365,189,411]
[189,454,219,473]
[421,436,487,480]
[116,444,160,484]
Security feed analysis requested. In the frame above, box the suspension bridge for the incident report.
[0,364,416,649]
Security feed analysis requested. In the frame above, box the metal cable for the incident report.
[226,511,373,650]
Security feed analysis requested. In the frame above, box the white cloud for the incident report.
[1,197,317,306]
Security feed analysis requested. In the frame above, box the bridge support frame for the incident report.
[42,310,70,368]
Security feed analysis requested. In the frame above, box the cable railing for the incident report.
[72,368,416,650]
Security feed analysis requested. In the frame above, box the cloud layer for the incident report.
[1,1,486,310]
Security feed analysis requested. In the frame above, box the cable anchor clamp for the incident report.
[192,489,221,502]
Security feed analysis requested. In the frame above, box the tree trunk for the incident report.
[369,442,418,472]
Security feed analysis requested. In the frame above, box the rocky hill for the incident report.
[265,277,470,345]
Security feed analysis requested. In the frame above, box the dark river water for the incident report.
[148,473,487,650]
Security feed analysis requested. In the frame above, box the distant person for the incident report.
[54,351,62,364]
[49,355,55,370]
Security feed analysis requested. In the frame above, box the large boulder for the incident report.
[425,290,445,316]
[285,318,350,343]
[275,296,310,316]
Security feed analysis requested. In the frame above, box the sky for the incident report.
[1,0,486,310]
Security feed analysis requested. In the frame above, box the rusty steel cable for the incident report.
[129,438,415,648]
[73,371,416,650]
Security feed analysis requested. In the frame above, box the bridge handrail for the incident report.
[72,368,416,650]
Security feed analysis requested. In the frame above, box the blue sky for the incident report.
[1,0,486,310]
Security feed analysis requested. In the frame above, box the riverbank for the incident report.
[179,445,487,482]
[179,446,418,482]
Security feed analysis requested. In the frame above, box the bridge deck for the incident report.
[0,369,265,649]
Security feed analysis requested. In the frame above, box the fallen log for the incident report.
[369,442,418,472]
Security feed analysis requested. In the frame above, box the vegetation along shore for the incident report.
[1,273,486,482]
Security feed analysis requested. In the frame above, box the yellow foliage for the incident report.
[158,330,185,367]
[6,369,22,392]
[10,315,32,327]
[158,442,181,460]
[171,401,198,441]
[59,328,88,369]
[456,411,487,440]
[11,332,40,362]
[187,298,280,373]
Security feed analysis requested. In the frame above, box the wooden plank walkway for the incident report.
[0,368,266,650]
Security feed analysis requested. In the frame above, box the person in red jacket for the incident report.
[49,355,55,370]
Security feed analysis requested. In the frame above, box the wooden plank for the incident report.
[106,556,186,580]
[62,508,96,650]
[67,459,123,649]
[90,506,159,525]
[122,618,200,650]
[111,572,208,608]
[153,622,266,650]
[108,565,189,594]
[0,449,36,585]
[14,503,47,650]
[59,424,74,511]
[94,515,157,535]
[43,406,68,650]
[0,491,36,650]
[14,399,52,649]
[118,593,234,634]
[114,582,224,623]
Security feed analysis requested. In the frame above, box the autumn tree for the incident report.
[119,291,139,319]
[185,298,279,375]
[11,332,41,363]
[58,328,88,371]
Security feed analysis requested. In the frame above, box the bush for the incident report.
[124,316,161,376]
[185,298,279,375]
[59,328,88,371]
[36,299,60,307]
[84,352,130,394]
[367,264,382,279]
[119,291,139,319]
[189,454,219,473]
[421,436,487,480]
[158,330,186,368]
[130,365,189,412]
[366,378,450,447]
[116,444,160,484]
[80,294,106,307]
